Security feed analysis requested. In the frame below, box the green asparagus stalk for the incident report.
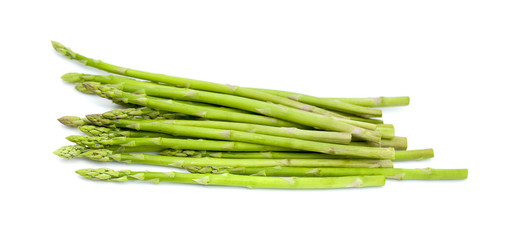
[394,149,434,161]
[66,135,296,152]
[250,89,410,108]
[187,166,467,180]
[329,97,410,107]
[86,115,394,159]
[82,83,306,129]
[54,145,168,159]
[62,148,393,168]
[159,148,432,161]
[82,82,382,143]
[102,107,193,120]
[78,125,173,138]
[76,168,386,189]
[52,41,382,118]
[249,88,382,118]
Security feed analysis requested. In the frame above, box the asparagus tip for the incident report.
[58,116,88,127]
[52,41,76,59]
[76,168,128,181]
[75,83,94,94]
[61,72,83,83]
[54,145,86,159]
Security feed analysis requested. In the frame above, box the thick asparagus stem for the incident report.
[330,97,410,107]
[52,41,382,118]
[83,83,382,143]
[160,149,431,161]
[249,88,382,117]
[83,83,305,129]
[187,166,468,180]
[86,115,394,159]
[76,168,386,189]
[66,73,378,130]
[64,149,393,168]
[66,135,295,152]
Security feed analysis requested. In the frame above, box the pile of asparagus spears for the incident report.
[53,41,467,189]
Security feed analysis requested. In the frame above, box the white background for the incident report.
[1,0,511,239]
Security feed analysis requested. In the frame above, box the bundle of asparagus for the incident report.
[53,41,467,189]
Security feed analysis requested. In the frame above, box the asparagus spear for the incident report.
[60,148,393,168]
[102,107,193,120]
[187,166,468,180]
[83,83,382,143]
[82,82,305,129]
[54,145,168,159]
[52,41,382,118]
[78,125,173,138]
[75,168,386,189]
[159,148,432,161]
[67,73,378,130]
[329,96,410,107]
[66,135,295,152]
[249,88,382,117]
[86,115,394,159]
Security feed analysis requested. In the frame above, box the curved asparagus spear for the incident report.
[82,82,382,143]
[160,148,432,161]
[249,88,382,117]
[67,73,378,130]
[187,166,468,180]
[86,115,394,159]
[76,168,386,189]
[52,41,381,118]
[66,135,295,152]
[64,149,393,168]
[82,83,305,129]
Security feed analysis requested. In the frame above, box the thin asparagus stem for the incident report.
[61,149,393,168]
[78,125,173,138]
[329,97,410,107]
[160,149,431,161]
[187,166,468,180]
[66,135,295,152]
[75,168,386,189]
[248,88,382,117]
